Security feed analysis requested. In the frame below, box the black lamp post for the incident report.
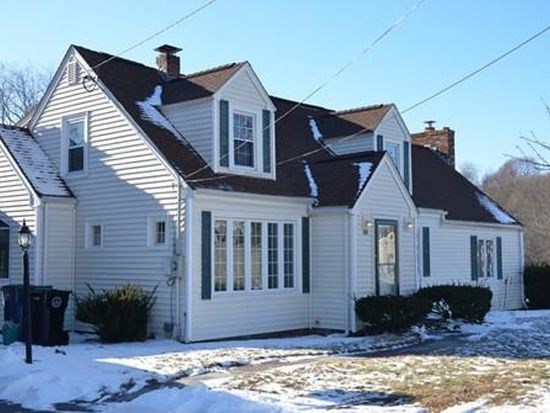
[18,220,33,364]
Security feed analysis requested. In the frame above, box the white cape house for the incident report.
[0,45,524,341]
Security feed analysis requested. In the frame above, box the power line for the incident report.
[402,23,550,114]
[91,0,218,71]
[183,0,427,181]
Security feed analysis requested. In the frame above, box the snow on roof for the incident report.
[308,117,323,142]
[476,193,516,224]
[303,162,319,205]
[136,85,179,136]
[354,161,373,196]
[0,126,71,197]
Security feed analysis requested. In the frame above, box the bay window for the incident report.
[213,218,296,294]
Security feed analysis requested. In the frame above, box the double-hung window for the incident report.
[476,239,495,278]
[147,217,168,248]
[62,114,88,175]
[86,223,103,249]
[385,142,401,171]
[233,112,255,168]
[213,218,296,294]
[0,220,9,279]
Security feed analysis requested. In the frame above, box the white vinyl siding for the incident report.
[160,98,213,165]
[417,211,524,310]
[32,52,180,337]
[191,192,309,342]
[0,146,37,326]
[311,213,348,330]
[324,133,375,156]
[354,160,417,300]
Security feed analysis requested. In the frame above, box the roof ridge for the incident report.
[269,95,332,112]
[73,45,163,73]
[333,104,392,115]
[184,62,246,79]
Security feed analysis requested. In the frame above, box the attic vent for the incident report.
[67,58,79,85]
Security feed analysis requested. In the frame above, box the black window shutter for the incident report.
[403,141,410,190]
[219,100,229,167]
[302,217,310,294]
[496,236,503,280]
[262,109,271,173]
[470,235,478,281]
[201,211,212,300]
[422,226,431,277]
[377,134,384,151]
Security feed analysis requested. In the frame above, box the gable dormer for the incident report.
[213,63,276,179]
[159,58,277,180]
[311,104,413,193]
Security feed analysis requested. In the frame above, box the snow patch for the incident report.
[476,193,516,224]
[308,117,323,142]
[353,161,373,195]
[136,85,178,135]
[0,126,70,197]
[303,162,319,203]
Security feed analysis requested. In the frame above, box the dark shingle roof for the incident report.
[308,151,385,207]
[313,104,392,139]
[412,145,518,225]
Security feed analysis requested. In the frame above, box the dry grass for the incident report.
[224,355,550,412]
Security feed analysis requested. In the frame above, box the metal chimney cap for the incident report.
[155,44,182,55]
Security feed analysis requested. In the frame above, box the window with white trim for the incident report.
[62,114,88,175]
[86,223,103,248]
[213,219,296,294]
[147,217,168,248]
[385,142,400,171]
[233,112,255,168]
[0,220,9,279]
[477,238,495,278]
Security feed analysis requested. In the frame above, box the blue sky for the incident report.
[2,0,549,174]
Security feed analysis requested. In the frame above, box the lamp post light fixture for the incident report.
[18,220,33,364]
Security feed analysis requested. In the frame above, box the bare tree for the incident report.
[0,63,50,125]
[515,101,550,170]
[459,162,481,186]
[482,159,550,264]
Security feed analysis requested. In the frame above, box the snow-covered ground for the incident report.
[1,310,549,412]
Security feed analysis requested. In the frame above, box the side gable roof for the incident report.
[307,151,385,207]
[0,125,72,198]
[412,145,518,225]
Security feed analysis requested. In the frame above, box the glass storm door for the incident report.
[375,220,399,296]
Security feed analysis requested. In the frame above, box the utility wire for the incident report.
[189,22,550,183]
[183,0,427,180]
[90,0,218,71]
[402,23,550,114]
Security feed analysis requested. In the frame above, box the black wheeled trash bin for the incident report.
[31,289,71,346]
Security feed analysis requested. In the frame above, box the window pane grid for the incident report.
[268,223,279,289]
[233,221,245,291]
[251,222,262,290]
[214,220,227,292]
[92,225,102,247]
[155,221,166,245]
[284,223,294,288]
[233,113,254,167]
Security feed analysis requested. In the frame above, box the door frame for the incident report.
[374,219,400,296]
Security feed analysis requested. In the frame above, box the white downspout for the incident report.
[71,202,77,330]
[174,180,183,339]
[34,199,44,286]
[183,189,194,343]
[348,211,357,334]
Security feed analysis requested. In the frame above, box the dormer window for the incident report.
[385,141,401,172]
[233,112,255,168]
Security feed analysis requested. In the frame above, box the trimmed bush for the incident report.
[76,283,157,343]
[414,285,492,323]
[355,295,432,333]
[524,264,550,309]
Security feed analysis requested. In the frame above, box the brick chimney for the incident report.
[411,121,456,168]
[155,44,182,77]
